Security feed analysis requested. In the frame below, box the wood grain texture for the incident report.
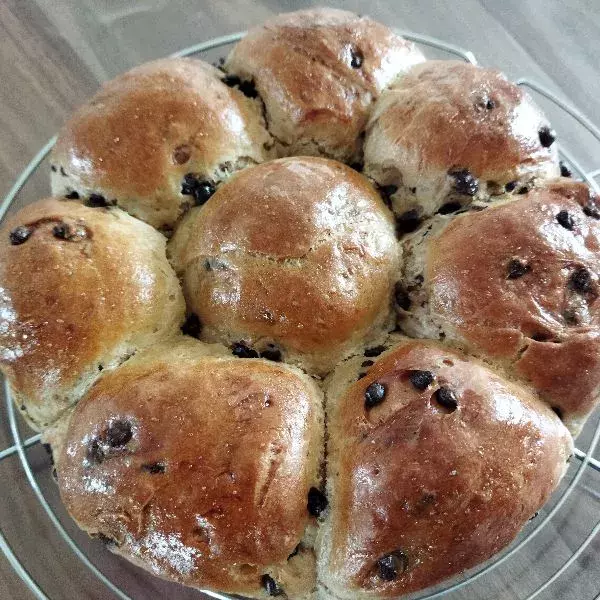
[0,1,599,599]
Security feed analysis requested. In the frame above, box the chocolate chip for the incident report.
[92,533,117,547]
[50,165,57,172]
[583,193,600,219]
[361,360,374,368]
[86,194,108,208]
[181,313,202,338]
[556,210,575,230]
[377,551,408,581]
[584,204,600,219]
[261,574,282,596]
[364,382,386,408]
[261,347,282,362]
[222,74,241,87]
[357,372,367,380]
[64,191,80,200]
[538,126,556,148]
[307,487,328,517]
[238,80,258,98]
[560,161,572,178]
[438,202,462,215]
[507,258,530,279]
[410,187,417,194]
[222,75,258,98]
[232,342,259,359]
[42,443,54,466]
[409,370,435,390]
[365,345,387,357]
[52,223,70,239]
[60,167,67,177]
[141,462,166,474]
[569,267,593,294]
[9,225,32,245]
[394,283,411,311]
[505,181,517,192]
[486,99,495,110]
[379,184,398,207]
[449,169,479,196]
[433,387,458,412]
[105,420,133,447]
[517,186,530,195]
[396,209,421,234]
[350,47,363,68]
[181,174,215,206]
[86,439,105,465]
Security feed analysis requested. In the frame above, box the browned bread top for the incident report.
[226,8,425,162]
[169,156,399,375]
[0,198,184,429]
[427,180,600,431]
[51,58,273,229]
[54,339,323,597]
[320,339,572,598]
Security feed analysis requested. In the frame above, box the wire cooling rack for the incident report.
[0,30,599,600]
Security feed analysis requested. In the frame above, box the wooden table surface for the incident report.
[0,1,599,599]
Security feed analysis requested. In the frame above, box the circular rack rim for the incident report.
[0,29,599,600]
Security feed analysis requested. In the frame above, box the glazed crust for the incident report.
[51,58,273,229]
[225,8,424,162]
[0,198,185,429]
[168,157,399,375]
[320,339,572,598]
[364,60,560,217]
[427,180,600,431]
[54,339,323,597]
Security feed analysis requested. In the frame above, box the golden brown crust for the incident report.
[427,180,600,430]
[168,157,399,375]
[225,8,424,162]
[0,198,184,429]
[55,339,323,596]
[364,61,560,219]
[51,58,273,229]
[321,339,572,597]
[367,60,557,180]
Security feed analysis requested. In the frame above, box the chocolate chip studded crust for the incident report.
[225,8,425,163]
[364,60,560,222]
[0,198,185,430]
[50,58,273,230]
[319,338,572,598]
[400,179,600,434]
[49,338,323,599]
[168,156,400,376]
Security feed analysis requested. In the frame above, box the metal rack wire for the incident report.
[0,30,599,600]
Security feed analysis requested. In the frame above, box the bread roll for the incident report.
[399,179,600,434]
[51,338,324,599]
[364,60,560,228]
[168,157,400,376]
[318,338,572,598]
[0,198,184,429]
[225,8,425,163]
[51,58,273,230]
